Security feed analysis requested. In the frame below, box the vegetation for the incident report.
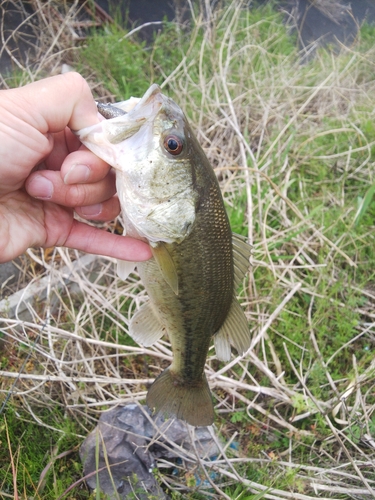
[1,0,375,498]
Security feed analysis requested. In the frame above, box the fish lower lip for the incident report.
[96,101,127,119]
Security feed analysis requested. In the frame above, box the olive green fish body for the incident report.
[77,84,251,427]
[138,166,233,425]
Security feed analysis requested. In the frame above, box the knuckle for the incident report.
[65,184,87,207]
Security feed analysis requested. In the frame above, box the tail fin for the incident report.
[146,368,214,427]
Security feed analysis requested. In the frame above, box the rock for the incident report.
[80,404,219,499]
[80,404,164,499]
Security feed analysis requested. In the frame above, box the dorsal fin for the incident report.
[213,233,251,361]
[214,297,250,361]
[232,233,251,288]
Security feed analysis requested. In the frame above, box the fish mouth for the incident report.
[138,84,163,107]
[101,84,164,145]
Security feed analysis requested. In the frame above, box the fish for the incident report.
[77,85,251,426]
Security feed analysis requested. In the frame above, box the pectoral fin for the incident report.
[214,298,250,361]
[129,301,166,347]
[151,243,179,295]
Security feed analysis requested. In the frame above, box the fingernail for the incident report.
[79,203,102,217]
[28,175,53,199]
[64,164,90,184]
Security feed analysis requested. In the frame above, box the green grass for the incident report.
[2,1,375,499]
[0,406,89,499]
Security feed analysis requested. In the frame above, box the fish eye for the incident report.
[163,134,183,155]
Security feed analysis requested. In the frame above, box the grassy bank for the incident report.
[1,1,375,498]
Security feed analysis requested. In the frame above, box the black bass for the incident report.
[77,85,251,426]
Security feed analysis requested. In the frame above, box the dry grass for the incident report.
[1,1,375,498]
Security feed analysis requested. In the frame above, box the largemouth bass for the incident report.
[77,85,251,426]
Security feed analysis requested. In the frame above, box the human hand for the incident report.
[0,72,151,263]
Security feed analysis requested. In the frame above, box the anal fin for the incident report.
[214,298,250,361]
[129,301,166,347]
